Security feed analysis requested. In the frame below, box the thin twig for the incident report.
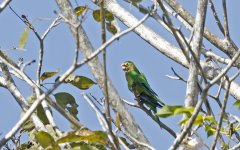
[169,67,187,82]
[177,30,207,82]
[20,59,36,72]
[82,93,118,149]
[203,49,232,66]
[41,16,61,40]
[222,0,230,42]
[157,0,190,63]
[139,103,177,138]
[211,79,230,150]
[122,99,141,108]
[100,0,118,149]
[208,0,224,35]
[230,69,240,82]
[209,49,240,87]
[119,128,156,150]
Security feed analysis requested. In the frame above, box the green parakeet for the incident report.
[122,61,165,113]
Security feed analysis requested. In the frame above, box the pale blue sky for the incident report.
[0,0,240,149]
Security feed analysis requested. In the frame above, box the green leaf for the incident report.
[40,70,60,81]
[64,74,96,90]
[156,105,182,118]
[234,100,240,110]
[56,129,107,145]
[139,7,149,14]
[106,22,118,35]
[193,114,204,126]
[37,104,50,125]
[204,115,217,124]
[92,9,114,22]
[54,92,78,109]
[71,142,107,150]
[173,107,194,117]
[93,10,101,22]
[105,11,114,22]
[179,114,205,126]
[93,131,108,139]
[19,27,29,49]
[54,92,79,122]
[26,94,50,125]
[35,131,55,149]
[74,6,87,16]
[204,124,216,137]
[222,144,229,149]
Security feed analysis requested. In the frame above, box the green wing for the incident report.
[124,64,165,111]
[135,73,165,107]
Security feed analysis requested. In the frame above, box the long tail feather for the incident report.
[139,93,164,108]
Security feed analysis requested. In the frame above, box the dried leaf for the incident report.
[19,27,29,49]
[106,22,118,35]
[64,74,96,90]
[116,112,121,130]
[40,70,60,81]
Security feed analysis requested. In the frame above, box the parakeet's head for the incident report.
[121,61,137,72]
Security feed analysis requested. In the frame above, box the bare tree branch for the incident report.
[211,78,230,150]
[100,1,119,148]
[208,0,225,35]
[222,0,230,42]
[0,0,11,13]
[82,93,118,149]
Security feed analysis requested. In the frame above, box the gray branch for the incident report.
[185,0,208,107]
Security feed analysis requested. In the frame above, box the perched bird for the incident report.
[121,61,165,113]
